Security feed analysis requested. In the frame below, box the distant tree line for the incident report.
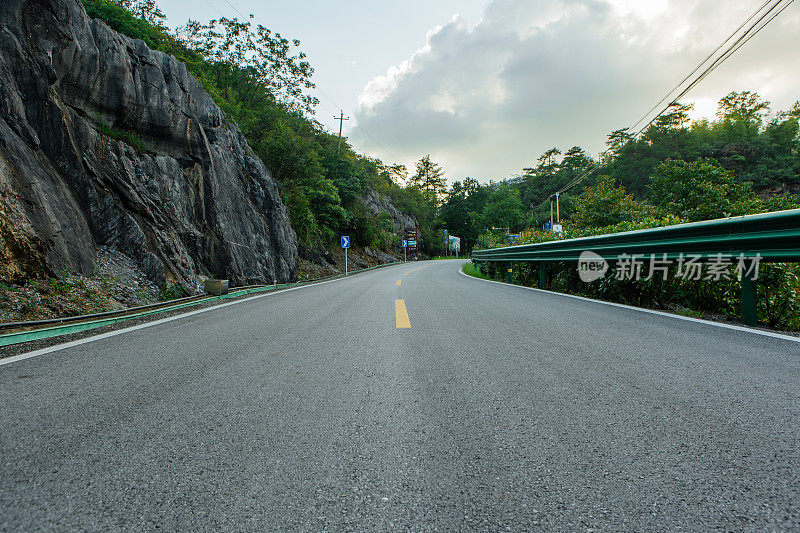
[437,93,800,252]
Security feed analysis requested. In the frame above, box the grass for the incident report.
[97,121,149,153]
[674,306,703,319]
[159,281,189,302]
[461,262,493,280]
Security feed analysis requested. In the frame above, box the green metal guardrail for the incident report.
[0,260,406,348]
[471,209,800,326]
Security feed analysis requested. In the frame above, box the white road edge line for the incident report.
[459,267,800,344]
[0,271,390,367]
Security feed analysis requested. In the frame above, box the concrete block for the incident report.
[204,279,229,295]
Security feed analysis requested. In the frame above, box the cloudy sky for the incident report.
[160,0,800,182]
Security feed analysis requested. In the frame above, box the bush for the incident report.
[159,282,188,301]
[97,122,149,153]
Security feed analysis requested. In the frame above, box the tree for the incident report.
[479,184,527,232]
[440,178,488,251]
[603,127,634,161]
[523,147,561,179]
[572,175,648,228]
[177,16,318,114]
[410,155,446,199]
[652,102,694,130]
[647,159,760,222]
[716,91,770,139]
[111,0,166,27]
[560,146,592,170]
[381,164,408,186]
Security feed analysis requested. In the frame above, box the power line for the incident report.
[221,0,249,20]
[315,85,342,112]
[355,125,401,162]
[671,0,794,105]
[545,0,794,201]
[314,86,402,163]
[629,0,791,140]
[627,0,775,134]
[200,0,225,18]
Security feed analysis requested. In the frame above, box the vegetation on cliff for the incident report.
[82,0,435,255]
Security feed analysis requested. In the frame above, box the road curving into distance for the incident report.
[1,260,798,530]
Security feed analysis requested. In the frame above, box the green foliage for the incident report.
[462,262,491,280]
[82,0,432,255]
[675,307,703,319]
[758,264,800,330]
[440,178,487,251]
[9,273,108,319]
[473,141,800,330]
[409,155,447,201]
[159,282,188,301]
[19,297,38,316]
[96,121,149,153]
[348,206,393,248]
[83,0,164,48]
[476,183,528,232]
[176,16,318,114]
[82,1,197,63]
[602,92,800,194]
[648,159,760,221]
[572,175,651,227]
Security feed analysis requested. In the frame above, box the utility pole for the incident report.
[334,111,349,152]
[555,192,560,223]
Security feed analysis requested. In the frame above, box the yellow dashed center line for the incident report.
[395,299,411,328]
[402,265,429,276]
[396,280,401,287]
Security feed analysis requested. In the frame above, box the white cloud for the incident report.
[352,0,800,181]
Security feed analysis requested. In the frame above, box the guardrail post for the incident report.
[506,262,514,284]
[741,275,758,326]
[538,263,547,289]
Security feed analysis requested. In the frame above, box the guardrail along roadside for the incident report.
[471,209,800,326]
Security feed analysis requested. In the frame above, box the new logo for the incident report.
[578,251,608,282]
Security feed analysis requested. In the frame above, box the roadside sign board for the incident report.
[553,224,563,233]
[405,227,419,256]
[447,235,460,251]
[341,235,350,248]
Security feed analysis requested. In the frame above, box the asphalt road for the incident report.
[2,260,799,531]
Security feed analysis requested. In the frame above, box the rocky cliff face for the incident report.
[0,0,297,287]
[360,190,418,235]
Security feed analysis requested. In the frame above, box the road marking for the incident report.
[395,299,411,328]
[396,280,401,287]
[402,265,429,276]
[458,268,800,344]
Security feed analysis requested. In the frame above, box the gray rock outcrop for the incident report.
[0,0,297,286]
[360,189,418,234]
